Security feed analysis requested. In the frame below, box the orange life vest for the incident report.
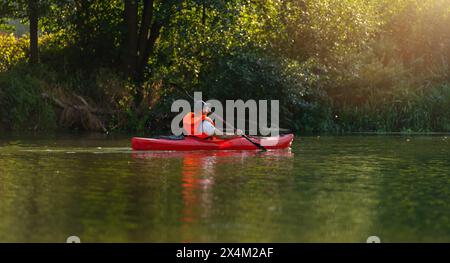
[183,112,215,139]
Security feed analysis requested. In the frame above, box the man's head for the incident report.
[194,100,212,114]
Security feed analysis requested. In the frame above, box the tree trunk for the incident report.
[123,0,173,107]
[29,0,39,64]
[124,0,138,79]
[137,0,154,62]
[136,21,162,82]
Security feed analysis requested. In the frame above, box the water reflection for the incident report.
[132,150,294,242]
[1,135,449,242]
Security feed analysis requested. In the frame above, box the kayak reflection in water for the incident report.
[180,152,216,242]
[179,150,296,242]
[130,150,294,242]
[182,100,243,139]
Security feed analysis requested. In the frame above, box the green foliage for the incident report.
[40,0,124,72]
[0,65,56,130]
[274,0,381,64]
[0,33,28,71]
[195,49,330,131]
[327,49,450,132]
[382,0,450,71]
[1,0,450,133]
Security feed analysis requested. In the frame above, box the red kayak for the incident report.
[131,134,294,151]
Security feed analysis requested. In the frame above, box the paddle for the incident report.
[210,111,267,151]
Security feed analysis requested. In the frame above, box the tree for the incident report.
[0,0,51,65]
[28,0,38,64]
[123,0,178,107]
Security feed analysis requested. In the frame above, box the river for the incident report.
[0,133,449,242]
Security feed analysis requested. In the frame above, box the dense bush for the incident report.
[196,49,331,132]
[333,83,450,133]
[0,33,27,72]
[0,65,56,130]
[327,48,450,132]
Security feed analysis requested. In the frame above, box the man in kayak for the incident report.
[183,101,243,139]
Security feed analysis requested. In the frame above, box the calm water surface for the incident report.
[0,134,449,242]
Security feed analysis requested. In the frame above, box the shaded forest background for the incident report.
[1,0,450,133]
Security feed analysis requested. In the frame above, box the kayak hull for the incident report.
[131,134,294,151]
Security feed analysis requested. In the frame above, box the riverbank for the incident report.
[1,62,449,134]
[2,1,450,134]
